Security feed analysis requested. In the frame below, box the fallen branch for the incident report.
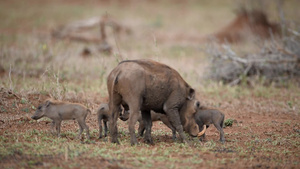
[52,15,131,44]
[229,63,253,86]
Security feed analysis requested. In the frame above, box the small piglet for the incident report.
[97,103,110,139]
[31,99,90,139]
[195,107,225,143]
[97,103,124,139]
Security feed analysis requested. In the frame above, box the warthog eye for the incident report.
[196,101,200,108]
[38,106,42,110]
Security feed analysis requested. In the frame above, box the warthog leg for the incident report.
[128,106,140,146]
[165,108,187,143]
[78,118,90,140]
[214,123,225,143]
[142,110,153,145]
[109,103,121,144]
[98,114,103,139]
[51,121,56,135]
[138,121,145,137]
[104,121,108,137]
[77,121,83,139]
[56,120,62,137]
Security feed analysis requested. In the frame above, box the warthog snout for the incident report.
[31,116,38,120]
[119,116,128,121]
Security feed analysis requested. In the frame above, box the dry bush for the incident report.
[205,0,300,86]
[205,30,300,85]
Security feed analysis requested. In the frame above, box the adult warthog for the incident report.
[107,59,204,145]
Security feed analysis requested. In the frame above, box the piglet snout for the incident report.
[31,116,38,120]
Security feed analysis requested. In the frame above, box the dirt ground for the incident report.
[0,87,299,169]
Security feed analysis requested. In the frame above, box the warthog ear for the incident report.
[45,100,51,108]
[187,88,195,100]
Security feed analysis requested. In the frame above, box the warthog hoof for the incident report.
[131,140,138,146]
[144,138,154,145]
[111,138,120,144]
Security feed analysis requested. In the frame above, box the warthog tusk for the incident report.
[197,125,206,137]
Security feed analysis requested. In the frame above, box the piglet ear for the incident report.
[187,88,195,100]
[45,100,51,107]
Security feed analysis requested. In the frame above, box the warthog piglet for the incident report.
[97,103,125,139]
[195,108,225,143]
[31,99,90,139]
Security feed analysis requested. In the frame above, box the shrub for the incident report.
[224,119,234,127]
